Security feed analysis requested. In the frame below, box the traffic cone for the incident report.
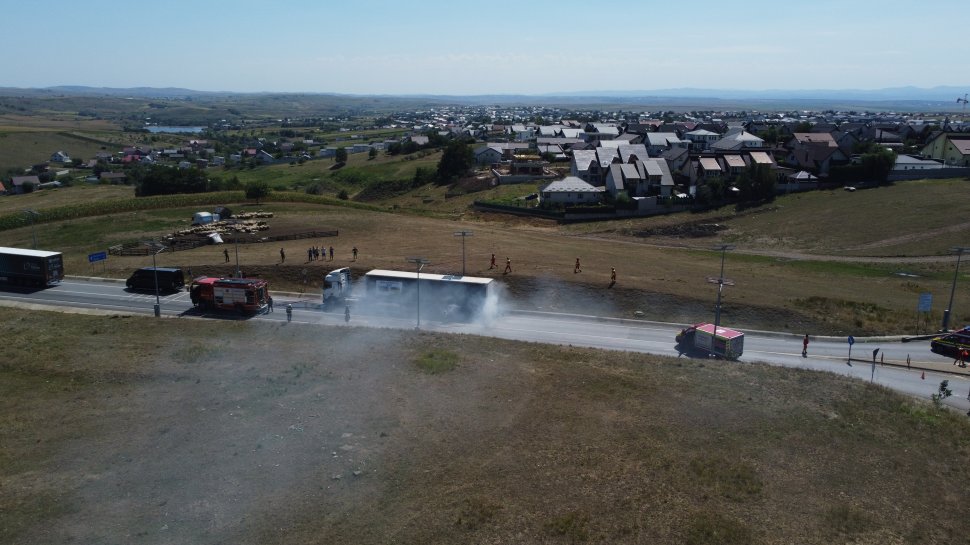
[921,371,925,380]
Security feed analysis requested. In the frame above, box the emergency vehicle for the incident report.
[189,276,270,314]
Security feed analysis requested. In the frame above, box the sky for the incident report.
[3,0,969,95]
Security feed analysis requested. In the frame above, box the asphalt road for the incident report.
[4,277,969,414]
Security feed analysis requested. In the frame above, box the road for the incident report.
[4,277,969,414]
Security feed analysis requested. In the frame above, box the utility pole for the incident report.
[406,256,430,329]
[453,230,473,276]
[24,209,39,249]
[149,241,166,318]
[233,222,241,278]
[707,244,735,332]
[942,246,970,331]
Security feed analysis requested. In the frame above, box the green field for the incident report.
[1,308,968,544]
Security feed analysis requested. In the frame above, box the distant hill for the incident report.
[0,85,966,112]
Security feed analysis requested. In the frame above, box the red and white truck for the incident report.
[676,322,744,360]
[189,276,270,314]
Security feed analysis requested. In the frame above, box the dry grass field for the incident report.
[2,307,968,544]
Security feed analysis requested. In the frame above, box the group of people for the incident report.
[306,245,335,262]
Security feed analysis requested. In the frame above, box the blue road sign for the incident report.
[88,251,107,263]
[847,335,855,345]
[918,293,932,313]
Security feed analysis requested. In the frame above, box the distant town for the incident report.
[4,97,969,221]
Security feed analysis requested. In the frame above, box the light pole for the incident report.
[24,209,39,249]
[149,241,166,318]
[233,223,241,278]
[406,256,430,329]
[709,244,735,332]
[941,246,970,332]
[453,230,473,276]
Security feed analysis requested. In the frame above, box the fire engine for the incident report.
[189,276,270,314]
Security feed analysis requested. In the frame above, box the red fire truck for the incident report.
[189,277,270,314]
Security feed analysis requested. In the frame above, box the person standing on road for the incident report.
[268,296,274,313]
[329,246,334,261]
[285,304,292,322]
[489,253,496,269]
[280,247,286,264]
[224,248,230,263]
[504,257,512,274]
[802,334,809,357]
[610,267,616,284]
[352,246,358,261]
[574,257,582,273]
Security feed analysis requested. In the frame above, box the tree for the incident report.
[435,140,474,185]
[245,181,271,204]
[931,380,952,409]
[737,163,776,203]
[368,147,378,160]
[334,147,348,163]
[860,147,896,184]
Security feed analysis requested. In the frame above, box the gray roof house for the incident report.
[539,177,604,206]
[710,130,765,151]
[605,158,674,198]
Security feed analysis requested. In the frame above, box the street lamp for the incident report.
[453,230,473,276]
[24,209,39,249]
[233,222,241,278]
[941,246,970,332]
[708,244,735,332]
[149,241,166,317]
[406,256,430,329]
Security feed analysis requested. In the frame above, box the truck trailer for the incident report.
[189,276,270,314]
[0,246,64,287]
[361,269,495,322]
[675,322,744,360]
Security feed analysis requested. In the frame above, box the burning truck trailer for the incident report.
[358,269,497,323]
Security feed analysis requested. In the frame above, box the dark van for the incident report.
[126,267,185,293]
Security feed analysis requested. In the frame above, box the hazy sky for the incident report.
[3,0,968,95]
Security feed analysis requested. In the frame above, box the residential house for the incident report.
[777,170,819,193]
[255,150,275,164]
[570,148,619,186]
[50,151,71,163]
[605,158,674,198]
[719,155,746,178]
[474,145,503,165]
[921,133,970,166]
[683,129,721,152]
[10,175,40,193]
[644,132,687,156]
[710,130,765,151]
[211,156,225,166]
[688,157,723,186]
[409,135,430,146]
[539,177,604,206]
[786,133,849,175]
[318,147,337,159]
[661,147,690,174]
[893,154,943,171]
[99,172,127,183]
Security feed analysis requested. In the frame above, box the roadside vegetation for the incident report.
[1,308,968,544]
